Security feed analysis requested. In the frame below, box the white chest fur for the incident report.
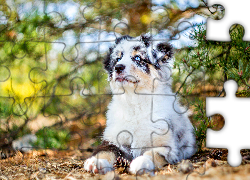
[103,89,175,157]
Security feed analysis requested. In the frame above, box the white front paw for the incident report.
[129,156,155,175]
[84,156,113,174]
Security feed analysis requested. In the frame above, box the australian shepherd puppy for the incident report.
[84,35,196,175]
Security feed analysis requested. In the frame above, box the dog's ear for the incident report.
[156,42,173,63]
[153,42,173,69]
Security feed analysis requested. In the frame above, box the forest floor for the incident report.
[1,148,250,180]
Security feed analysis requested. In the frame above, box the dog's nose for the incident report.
[115,64,126,74]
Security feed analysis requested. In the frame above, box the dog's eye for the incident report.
[117,58,121,62]
[134,56,141,61]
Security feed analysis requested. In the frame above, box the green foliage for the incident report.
[0,101,11,118]
[190,98,212,151]
[33,128,70,149]
[188,24,250,88]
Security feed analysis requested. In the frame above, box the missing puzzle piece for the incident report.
[206,0,249,41]
[206,80,250,167]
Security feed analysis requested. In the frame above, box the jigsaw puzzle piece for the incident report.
[186,162,206,179]
[0,0,48,41]
[206,0,250,41]
[169,21,196,42]
[29,43,82,96]
[81,0,132,40]
[0,41,47,116]
[0,3,12,34]
[140,6,170,40]
[150,1,208,42]
[40,76,85,115]
[15,115,96,164]
[81,0,185,40]
[80,66,113,96]
[39,73,108,127]
[0,96,14,129]
[112,94,193,175]
[85,154,116,177]
[45,0,77,26]
[205,24,250,97]
[174,70,206,115]
[0,149,25,176]
[132,65,172,95]
[38,75,106,150]
[150,102,196,161]
[30,38,117,97]
[160,46,206,114]
[81,0,144,37]
[101,101,170,175]
[33,126,70,150]
[26,149,88,179]
[0,65,10,83]
[206,80,250,167]
[115,132,161,176]
[143,75,197,175]
[111,104,169,149]
[133,146,196,178]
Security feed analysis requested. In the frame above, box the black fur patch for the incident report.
[133,45,141,51]
[93,140,133,162]
[141,34,151,47]
[152,49,157,59]
[103,47,114,77]
[115,35,132,44]
[154,62,161,70]
[157,42,173,61]
[153,42,173,69]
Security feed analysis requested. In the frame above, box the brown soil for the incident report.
[1,148,250,180]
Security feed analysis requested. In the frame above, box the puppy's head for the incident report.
[104,35,173,93]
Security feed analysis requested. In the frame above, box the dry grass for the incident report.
[1,148,250,180]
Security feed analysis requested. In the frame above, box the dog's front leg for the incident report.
[129,147,179,175]
[84,140,132,174]
[84,151,116,174]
